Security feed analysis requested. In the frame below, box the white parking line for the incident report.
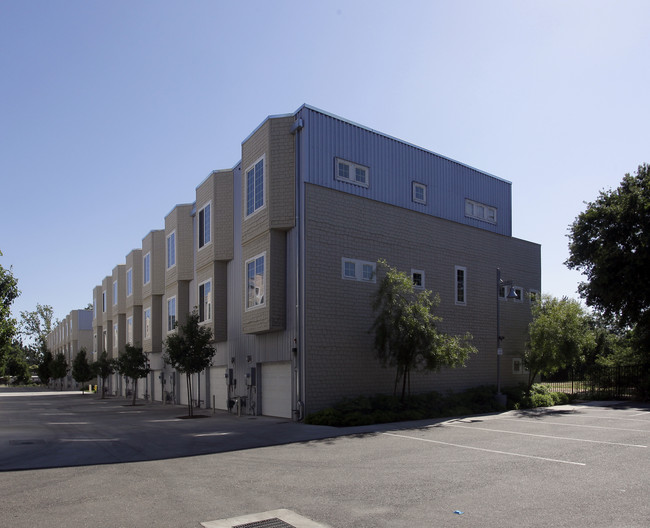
[445,423,647,448]
[498,417,650,434]
[382,432,586,466]
[193,432,235,437]
[147,419,182,423]
[46,422,89,425]
[60,438,119,442]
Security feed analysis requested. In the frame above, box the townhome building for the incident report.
[54,104,541,417]
[47,309,93,388]
[141,229,166,400]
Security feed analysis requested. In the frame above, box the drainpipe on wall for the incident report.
[291,116,304,421]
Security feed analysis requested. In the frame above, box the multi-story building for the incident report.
[47,309,93,388]
[55,105,541,416]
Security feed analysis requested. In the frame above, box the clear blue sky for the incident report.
[1,0,649,324]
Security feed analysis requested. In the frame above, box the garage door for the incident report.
[261,361,292,418]
[209,367,229,410]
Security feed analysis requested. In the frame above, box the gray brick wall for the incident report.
[303,184,541,413]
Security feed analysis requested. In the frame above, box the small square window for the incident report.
[412,182,427,205]
[343,260,356,278]
[362,263,374,281]
[529,290,540,303]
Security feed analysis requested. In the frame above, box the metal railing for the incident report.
[541,365,642,400]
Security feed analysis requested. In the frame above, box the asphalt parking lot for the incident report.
[1,390,649,527]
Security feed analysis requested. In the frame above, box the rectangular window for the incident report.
[167,297,176,332]
[246,253,266,310]
[144,308,151,339]
[93,298,97,319]
[113,323,118,350]
[246,157,265,217]
[529,290,539,303]
[102,330,107,352]
[102,291,106,313]
[513,358,523,375]
[513,287,523,302]
[335,158,369,188]
[127,316,133,345]
[143,253,151,285]
[465,199,497,224]
[412,269,425,289]
[126,268,133,297]
[113,280,118,306]
[412,182,427,205]
[199,280,212,322]
[455,266,467,305]
[167,232,176,269]
[341,258,376,283]
[198,203,211,249]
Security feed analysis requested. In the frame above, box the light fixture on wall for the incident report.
[496,268,518,406]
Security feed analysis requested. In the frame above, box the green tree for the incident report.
[3,342,30,384]
[0,256,20,370]
[19,304,57,365]
[566,164,650,355]
[115,344,150,405]
[371,260,477,401]
[50,351,68,390]
[92,351,116,399]
[525,295,594,390]
[37,350,53,385]
[163,310,215,417]
[71,348,94,394]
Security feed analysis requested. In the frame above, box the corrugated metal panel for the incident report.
[296,106,512,236]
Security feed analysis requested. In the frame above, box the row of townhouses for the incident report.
[47,104,541,418]
[47,309,93,389]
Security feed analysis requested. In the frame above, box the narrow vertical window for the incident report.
[412,269,425,289]
[246,157,265,217]
[102,291,106,312]
[455,266,467,305]
[199,203,211,248]
[127,316,133,345]
[167,297,176,331]
[126,268,133,297]
[143,253,151,285]
[167,232,176,269]
[246,254,266,309]
[144,308,151,338]
[113,280,118,306]
[199,280,212,322]
[113,323,118,349]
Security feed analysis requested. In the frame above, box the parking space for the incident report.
[2,393,650,527]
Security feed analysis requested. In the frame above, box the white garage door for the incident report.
[209,367,229,410]
[261,361,292,418]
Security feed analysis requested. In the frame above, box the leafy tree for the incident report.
[371,260,477,401]
[566,163,650,355]
[19,304,57,365]
[0,257,20,369]
[4,342,30,384]
[92,351,116,399]
[115,344,150,405]
[524,295,594,390]
[71,348,94,394]
[50,352,68,390]
[37,350,53,385]
[163,310,215,417]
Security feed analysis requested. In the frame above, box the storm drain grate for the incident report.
[233,519,296,528]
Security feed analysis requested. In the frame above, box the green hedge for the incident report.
[305,384,573,427]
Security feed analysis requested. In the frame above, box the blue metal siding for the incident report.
[296,106,512,236]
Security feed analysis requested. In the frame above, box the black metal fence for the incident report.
[541,365,643,400]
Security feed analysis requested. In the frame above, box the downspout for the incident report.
[291,116,304,421]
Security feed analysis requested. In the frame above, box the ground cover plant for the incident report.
[305,384,573,427]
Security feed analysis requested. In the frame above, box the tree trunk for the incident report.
[132,378,137,406]
[186,375,193,417]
